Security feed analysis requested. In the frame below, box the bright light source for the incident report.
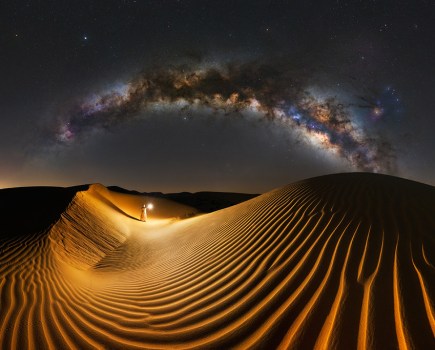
[147,203,154,210]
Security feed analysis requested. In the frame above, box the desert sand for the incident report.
[0,173,434,349]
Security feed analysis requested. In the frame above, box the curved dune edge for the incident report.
[0,173,434,349]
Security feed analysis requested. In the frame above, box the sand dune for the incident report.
[0,173,434,349]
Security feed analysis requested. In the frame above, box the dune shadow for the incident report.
[0,185,88,240]
[92,191,139,221]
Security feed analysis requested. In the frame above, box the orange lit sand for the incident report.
[0,173,434,349]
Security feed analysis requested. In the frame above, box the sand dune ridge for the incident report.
[0,173,434,349]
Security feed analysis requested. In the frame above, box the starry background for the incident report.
[1,0,434,193]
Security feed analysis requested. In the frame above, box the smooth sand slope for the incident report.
[0,173,434,349]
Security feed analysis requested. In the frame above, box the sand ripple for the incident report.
[0,173,434,349]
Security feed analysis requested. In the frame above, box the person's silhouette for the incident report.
[140,204,147,222]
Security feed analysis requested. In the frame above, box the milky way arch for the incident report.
[51,62,396,173]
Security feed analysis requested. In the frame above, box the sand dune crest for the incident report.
[0,173,434,349]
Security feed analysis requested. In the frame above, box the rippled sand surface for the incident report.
[1,173,434,349]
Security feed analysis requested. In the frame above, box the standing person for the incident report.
[140,204,147,222]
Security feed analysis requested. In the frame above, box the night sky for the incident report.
[1,0,434,193]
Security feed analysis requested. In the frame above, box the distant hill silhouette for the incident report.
[107,186,259,213]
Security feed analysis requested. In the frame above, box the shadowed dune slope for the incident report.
[0,173,434,349]
[0,185,87,239]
